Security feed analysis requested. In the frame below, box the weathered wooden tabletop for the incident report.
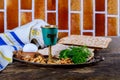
[0,37,120,80]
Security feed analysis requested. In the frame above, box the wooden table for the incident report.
[0,37,120,80]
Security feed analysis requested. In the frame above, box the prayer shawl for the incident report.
[0,19,48,71]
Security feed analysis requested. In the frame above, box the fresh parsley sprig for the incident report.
[59,46,91,64]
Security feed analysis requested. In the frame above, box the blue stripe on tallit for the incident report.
[0,37,7,45]
[12,46,17,50]
[0,64,3,69]
[10,32,25,47]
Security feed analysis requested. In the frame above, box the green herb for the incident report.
[59,46,91,64]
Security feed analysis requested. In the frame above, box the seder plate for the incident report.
[13,54,104,68]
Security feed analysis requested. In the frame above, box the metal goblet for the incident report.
[41,25,58,62]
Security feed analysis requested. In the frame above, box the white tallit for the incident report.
[0,19,48,71]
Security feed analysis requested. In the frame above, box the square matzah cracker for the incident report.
[58,35,112,48]
[38,43,94,58]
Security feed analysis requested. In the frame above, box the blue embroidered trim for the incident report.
[10,32,25,47]
[0,37,7,45]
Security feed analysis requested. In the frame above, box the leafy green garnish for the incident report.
[59,46,91,64]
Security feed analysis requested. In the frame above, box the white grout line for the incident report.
[4,0,7,32]
[107,15,119,17]
[32,0,35,21]
[83,30,94,32]
[58,30,69,32]
[70,11,82,13]
[105,0,108,36]
[92,0,95,36]
[81,0,83,35]
[45,0,47,22]
[0,10,4,12]
[79,0,81,35]
[118,0,120,36]
[56,0,58,25]
[20,10,33,12]
[2,0,120,37]
[68,0,71,36]
[95,11,105,14]
[18,0,21,27]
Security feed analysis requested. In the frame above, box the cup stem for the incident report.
[48,46,52,61]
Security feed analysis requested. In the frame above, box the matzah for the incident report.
[38,44,69,57]
[38,43,94,58]
[58,35,112,48]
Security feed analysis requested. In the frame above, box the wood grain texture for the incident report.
[83,32,93,36]
[108,17,117,36]
[108,0,118,15]
[0,0,119,36]
[58,32,68,38]
[21,12,32,25]
[21,0,32,9]
[96,0,105,11]
[0,12,4,32]
[47,13,56,25]
[71,13,80,35]
[7,0,18,29]
[71,0,81,11]
[58,0,68,30]
[95,14,105,36]
[35,0,45,20]
[83,0,93,30]
[0,0,4,9]
[47,0,56,10]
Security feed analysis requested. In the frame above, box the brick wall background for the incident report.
[0,0,119,38]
